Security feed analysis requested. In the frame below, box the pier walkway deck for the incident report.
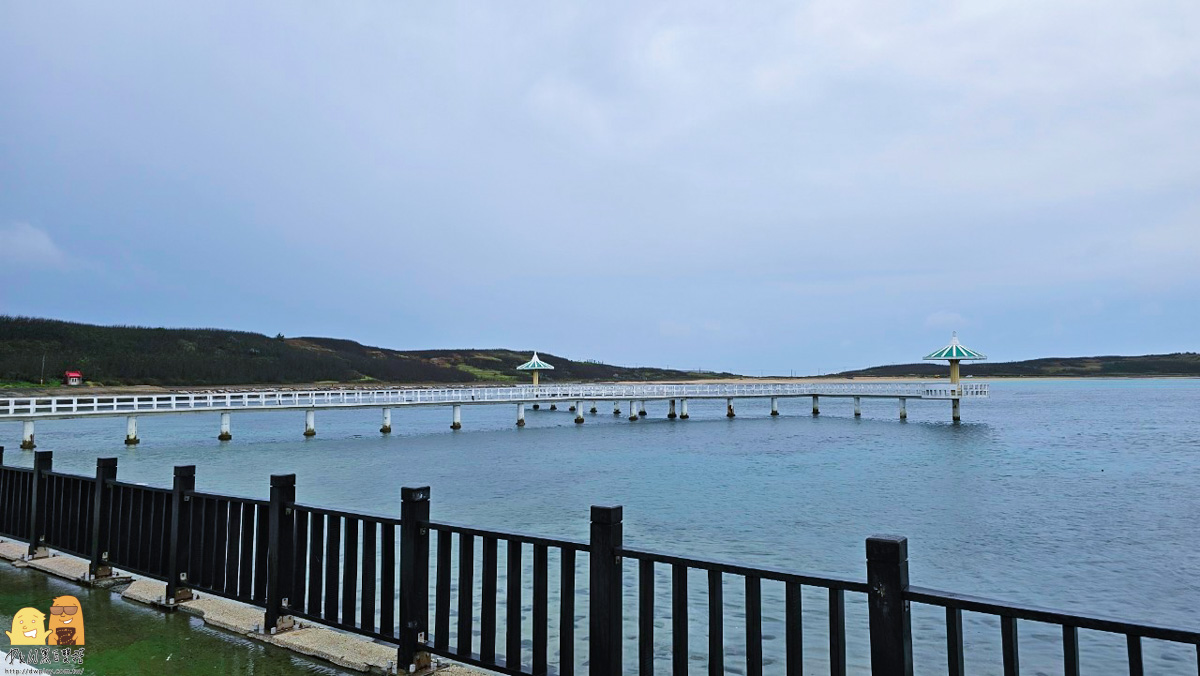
[1,381,988,447]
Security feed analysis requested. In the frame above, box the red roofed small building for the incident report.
[64,371,83,386]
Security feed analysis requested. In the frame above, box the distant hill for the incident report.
[0,316,737,387]
[831,353,1200,378]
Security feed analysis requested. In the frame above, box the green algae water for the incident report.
[0,563,355,675]
[3,379,1199,674]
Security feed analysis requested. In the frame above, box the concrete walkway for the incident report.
[0,539,486,676]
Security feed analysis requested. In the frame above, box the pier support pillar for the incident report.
[219,412,232,440]
[533,403,540,410]
[726,398,735,418]
[812,395,820,416]
[550,404,558,411]
[575,401,585,424]
[854,397,861,417]
[952,398,960,423]
[613,402,621,416]
[20,420,35,450]
[517,403,526,427]
[590,402,598,414]
[668,399,677,419]
[680,399,689,419]
[451,405,462,430]
[628,401,638,421]
[638,401,647,417]
[569,404,576,412]
[304,410,317,437]
[125,416,140,445]
[770,397,779,416]
[381,408,392,434]
[899,398,907,420]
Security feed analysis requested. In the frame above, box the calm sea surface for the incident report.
[3,379,1198,674]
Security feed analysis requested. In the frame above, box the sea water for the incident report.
[2,379,1198,674]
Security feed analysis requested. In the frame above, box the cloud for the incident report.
[0,223,68,269]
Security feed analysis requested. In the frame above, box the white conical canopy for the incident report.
[516,353,555,371]
[924,332,987,361]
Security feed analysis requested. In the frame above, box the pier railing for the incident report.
[0,448,1194,675]
[0,381,987,418]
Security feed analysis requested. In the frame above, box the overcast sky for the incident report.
[2,1,1197,374]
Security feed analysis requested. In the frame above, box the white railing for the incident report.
[0,381,987,418]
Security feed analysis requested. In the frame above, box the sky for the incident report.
[1,1,1198,375]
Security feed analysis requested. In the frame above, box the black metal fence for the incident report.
[0,447,1197,675]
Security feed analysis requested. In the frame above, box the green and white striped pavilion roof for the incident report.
[924,332,987,361]
[516,353,555,371]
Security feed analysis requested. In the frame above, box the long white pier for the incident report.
[1,381,988,448]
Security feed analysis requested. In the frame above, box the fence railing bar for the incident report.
[708,569,724,676]
[1062,625,1079,676]
[429,520,587,552]
[672,563,687,676]
[480,536,498,663]
[745,575,762,676]
[907,587,1200,643]
[620,547,870,593]
[1127,635,1143,676]
[457,533,475,657]
[1001,616,1019,676]
[785,581,802,676]
[434,529,451,652]
[639,559,654,676]
[948,607,965,676]
[506,539,523,672]
[559,547,575,676]
[829,588,846,676]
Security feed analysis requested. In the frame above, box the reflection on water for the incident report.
[3,379,1199,673]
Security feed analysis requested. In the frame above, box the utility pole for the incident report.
[40,353,46,385]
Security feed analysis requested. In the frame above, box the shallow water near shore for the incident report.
[3,379,1199,674]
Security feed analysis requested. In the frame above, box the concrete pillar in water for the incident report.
[811,395,820,416]
[590,402,598,414]
[613,402,621,416]
[952,398,961,422]
[304,410,317,437]
[533,403,540,410]
[854,397,861,417]
[680,399,689,419]
[574,401,585,424]
[628,401,638,421]
[21,420,35,450]
[726,398,735,418]
[219,412,233,440]
[668,399,677,419]
[517,403,526,427]
[638,401,647,417]
[380,408,392,434]
[125,416,140,445]
[770,397,779,416]
[451,405,462,430]
[899,398,907,420]
[569,404,576,412]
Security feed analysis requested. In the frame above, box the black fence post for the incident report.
[398,486,431,671]
[590,505,623,676]
[166,465,196,605]
[265,473,296,632]
[866,535,913,676]
[88,458,118,579]
[27,450,52,557]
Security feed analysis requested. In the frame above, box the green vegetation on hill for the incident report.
[832,353,1200,378]
[0,316,735,386]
